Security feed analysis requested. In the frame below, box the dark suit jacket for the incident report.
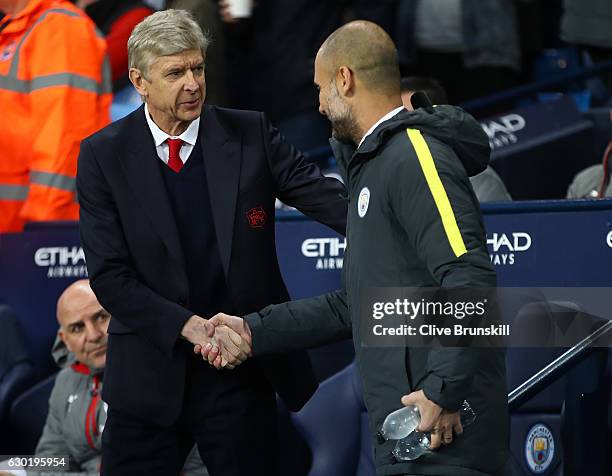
[77,105,347,426]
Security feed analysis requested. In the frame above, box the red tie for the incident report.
[167,138,184,172]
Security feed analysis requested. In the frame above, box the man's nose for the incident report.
[184,70,198,91]
[85,322,103,342]
[318,103,326,116]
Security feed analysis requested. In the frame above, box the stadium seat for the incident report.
[0,306,35,452]
[506,300,610,475]
[111,85,142,122]
[290,362,375,476]
[8,373,57,454]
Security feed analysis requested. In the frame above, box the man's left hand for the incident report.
[401,389,462,449]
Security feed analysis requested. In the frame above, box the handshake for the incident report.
[181,313,252,369]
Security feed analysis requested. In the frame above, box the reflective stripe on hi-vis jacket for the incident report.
[0,0,111,232]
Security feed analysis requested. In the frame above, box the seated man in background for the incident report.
[566,126,612,198]
[33,280,206,475]
[400,76,448,110]
[401,76,512,203]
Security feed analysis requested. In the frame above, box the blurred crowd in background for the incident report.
[1,0,611,232]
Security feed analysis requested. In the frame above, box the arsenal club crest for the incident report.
[246,206,267,228]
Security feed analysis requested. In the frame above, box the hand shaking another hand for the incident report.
[191,313,252,370]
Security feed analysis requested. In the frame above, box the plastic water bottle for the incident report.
[391,401,477,461]
[378,405,421,441]
[392,429,431,461]
[380,400,476,441]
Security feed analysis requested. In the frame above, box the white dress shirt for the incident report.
[144,103,200,165]
[358,106,405,148]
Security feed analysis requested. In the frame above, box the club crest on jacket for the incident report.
[246,206,267,228]
[358,187,370,218]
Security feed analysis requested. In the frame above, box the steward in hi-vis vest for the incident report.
[0,0,111,232]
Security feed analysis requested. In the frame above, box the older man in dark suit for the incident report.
[76,9,346,476]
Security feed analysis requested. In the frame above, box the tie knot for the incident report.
[167,138,184,158]
[166,138,184,172]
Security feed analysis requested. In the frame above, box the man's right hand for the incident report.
[195,313,252,369]
[180,315,236,368]
[181,315,216,346]
[184,314,251,369]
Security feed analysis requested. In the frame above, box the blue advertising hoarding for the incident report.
[1,200,611,376]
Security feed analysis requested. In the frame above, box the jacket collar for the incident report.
[121,105,186,280]
[358,106,404,148]
[332,105,490,179]
[71,362,104,377]
[198,106,241,275]
[330,109,413,172]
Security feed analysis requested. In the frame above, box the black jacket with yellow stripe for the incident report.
[246,106,508,476]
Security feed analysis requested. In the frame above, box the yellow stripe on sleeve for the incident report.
[406,128,467,258]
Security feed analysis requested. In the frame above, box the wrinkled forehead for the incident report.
[150,49,204,71]
[58,300,105,329]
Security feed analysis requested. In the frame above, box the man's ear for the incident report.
[129,68,148,98]
[57,330,72,353]
[337,66,355,97]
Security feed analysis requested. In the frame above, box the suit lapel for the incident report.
[200,106,241,276]
[119,106,185,272]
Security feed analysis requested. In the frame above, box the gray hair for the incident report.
[128,9,210,79]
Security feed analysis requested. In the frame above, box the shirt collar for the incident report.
[144,103,200,147]
[358,106,405,147]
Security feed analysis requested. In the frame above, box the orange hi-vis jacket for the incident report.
[0,0,111,232]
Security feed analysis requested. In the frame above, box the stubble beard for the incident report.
[327,85,360,145]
